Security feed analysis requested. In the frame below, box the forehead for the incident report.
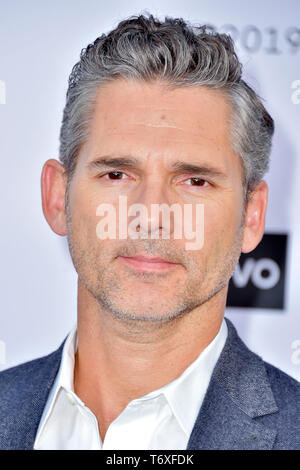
[79,79,241,175]
[91,79,230,134]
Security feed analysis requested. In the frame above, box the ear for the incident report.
[242,180,268,253]
[41,159,67,236]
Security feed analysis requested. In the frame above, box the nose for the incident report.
[129,178,178,240]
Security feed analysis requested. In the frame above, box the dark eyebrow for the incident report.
[171,161,227,179]
[86,156,140,172]
[86,155,227,180]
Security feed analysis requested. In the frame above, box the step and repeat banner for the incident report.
[0,0,299,380]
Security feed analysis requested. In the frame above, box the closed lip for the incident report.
[119,254,177,264]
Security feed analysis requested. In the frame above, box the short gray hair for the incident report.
[59,14,274,202]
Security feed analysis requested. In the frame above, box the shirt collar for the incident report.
[34,324,80,443]
[59,324,77,393]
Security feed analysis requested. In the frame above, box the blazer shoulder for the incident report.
[0,341,65,450]
[0,341,65,406]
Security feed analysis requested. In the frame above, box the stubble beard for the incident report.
[65,190,245,327]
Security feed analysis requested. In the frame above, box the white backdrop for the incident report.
[0,0,299,381]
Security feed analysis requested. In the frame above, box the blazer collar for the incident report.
[187,317,278,450]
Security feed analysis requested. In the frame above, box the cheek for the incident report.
[70,181,103,226]
[204,199,242,246]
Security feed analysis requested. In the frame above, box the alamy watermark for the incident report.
[95,196,204,250]
[291,79,300,104]
[0,80,6,104]
[291,339,300,365]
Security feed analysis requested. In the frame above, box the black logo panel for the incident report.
[227,233,288,310]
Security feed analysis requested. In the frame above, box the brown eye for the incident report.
[105,171,125,180]
[189,178,207,186]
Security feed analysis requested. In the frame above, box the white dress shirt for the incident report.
[34,319,228,450]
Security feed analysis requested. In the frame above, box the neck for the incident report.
[74,278,226,440]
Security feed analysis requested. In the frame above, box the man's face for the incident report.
[65,79,245,322]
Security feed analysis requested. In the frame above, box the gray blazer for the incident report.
[0,318,299,450]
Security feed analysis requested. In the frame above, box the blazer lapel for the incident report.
[187,318,278,450]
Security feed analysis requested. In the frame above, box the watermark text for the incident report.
[96,196,205,251]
